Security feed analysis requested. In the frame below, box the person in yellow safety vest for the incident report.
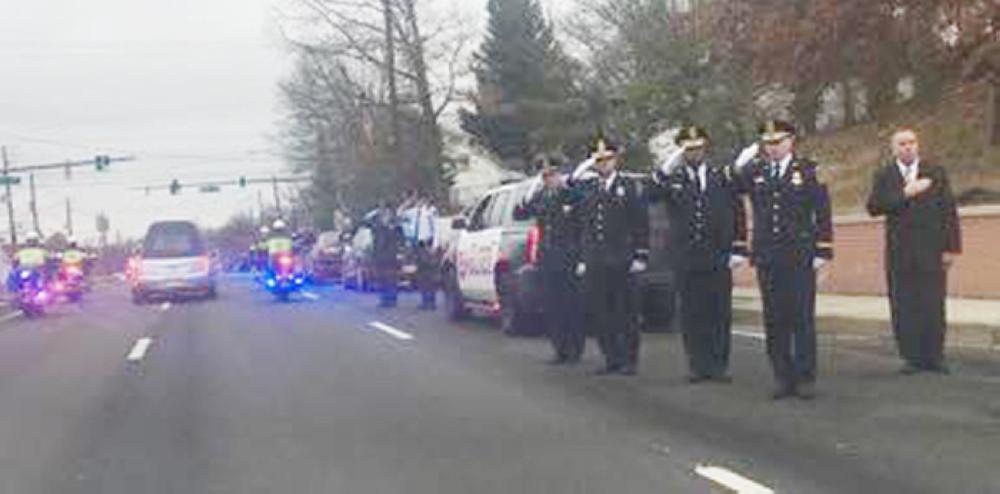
[15,232,48,270]
[61,237,86,267]
[266,219,294,258]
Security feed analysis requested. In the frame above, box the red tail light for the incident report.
[524,225,541,265]
[278,255,294,267]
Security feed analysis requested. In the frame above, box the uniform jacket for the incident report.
[514,185,581,268]
[372,221,404,268]
[735,155,833,268]
[653,161,748,272]
[866,161,961,271]
[570,172,649,267]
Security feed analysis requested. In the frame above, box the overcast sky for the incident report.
[0,0,572,242]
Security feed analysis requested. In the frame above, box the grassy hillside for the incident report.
[800,82,1000,215]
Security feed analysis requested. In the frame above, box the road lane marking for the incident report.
[126,338,153,362]
[694,464,775,494]
[159,302,171,312]
[0,311,23,324]
[369,321,414,341]
[302,291,320,301]
[734,330,766,341]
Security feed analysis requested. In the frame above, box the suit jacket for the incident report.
[571,172,649,267]
[866,161,961,271]
[652,162,748,272]
[735,155,834,268]
[514,186,581,268]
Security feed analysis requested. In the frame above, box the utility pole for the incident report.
[65,198,73,237]
[29,173,39,235]
[258,189,265,221]
[272,176,282,216]
[2,146,16,248]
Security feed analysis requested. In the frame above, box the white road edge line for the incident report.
[733,330,766,341]
[694,464,775,494]
[126,338,154,362]
[302,292,320,301]
[369,321,414,341]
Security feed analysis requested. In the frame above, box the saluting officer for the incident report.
[515,166,584,365]
[734,120,833,400]
[652,126,748,384]
[571,137,650,376]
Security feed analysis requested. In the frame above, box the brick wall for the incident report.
[734,206,1000,299]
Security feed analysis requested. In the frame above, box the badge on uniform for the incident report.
[671,183,683,190]
[562,204,573,213]
[791,170,803,186]
[754,175,765,185]
[616,186,625,197]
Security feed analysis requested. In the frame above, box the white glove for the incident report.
[629,259,647,273]
[575,262,586,277]
[734,142,760,170]
[571,157,598,182]
[728,254,748,269]
[813,258,827,270]
[658,147,685,177]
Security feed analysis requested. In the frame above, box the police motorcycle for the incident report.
[259,220,307,302]
[52,239,87,302]
[9,233,54,317]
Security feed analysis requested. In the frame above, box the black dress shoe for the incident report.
[620,365,637,376]
[925,363,951,375]
[796,382,817,400]
[712,375,733,384]
[900,363,922,375]
[771,385,796,400]
[594,366,622,376]
[687,374,710,384]
[546,356,568,366]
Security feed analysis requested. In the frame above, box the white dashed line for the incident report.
[369,321,414,341]
[302,292,320,301]
[733,330,766,341]
[694,464,775,494]
[159,302,172,312]
[126,338,154,362]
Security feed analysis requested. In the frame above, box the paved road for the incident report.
[0,276,997,493]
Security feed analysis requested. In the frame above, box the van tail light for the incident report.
[524,225,541,265]
[198,256,212,274]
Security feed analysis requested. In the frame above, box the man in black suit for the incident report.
[734,120,834,400]
[652,126,748,384]
[571,137,650,376]
[515,166,584,365]
[866,128,961,375]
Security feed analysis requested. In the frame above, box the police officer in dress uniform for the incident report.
[571,137,650,376]
[866,128,961,375]
[734,120,833,400]
[515,166,584,365]
[652,126,748,383]
[371,205,404,308]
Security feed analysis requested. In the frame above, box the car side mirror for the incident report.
[451,217,467,230]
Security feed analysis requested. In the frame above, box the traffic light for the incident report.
[94,155,110,171]
[239,176,247,188]
[169,179,181,195]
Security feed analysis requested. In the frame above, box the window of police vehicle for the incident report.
[1,1,997,493]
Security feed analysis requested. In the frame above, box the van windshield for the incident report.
[143,224,205,258]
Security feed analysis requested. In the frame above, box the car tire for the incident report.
[131,291,145,305]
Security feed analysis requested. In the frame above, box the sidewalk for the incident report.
[732,287,1000,350]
